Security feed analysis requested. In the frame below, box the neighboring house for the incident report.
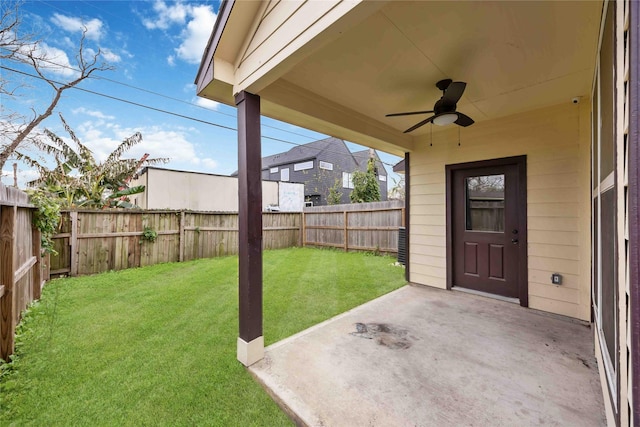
[130,167,304,211]
[196,1,637,424]
[234,137,387,205]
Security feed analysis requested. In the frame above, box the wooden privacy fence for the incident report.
[0,183,48,361]
[50,210,301,277]
[302,200,405,254]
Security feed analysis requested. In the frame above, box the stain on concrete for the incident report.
[350,322,414,349]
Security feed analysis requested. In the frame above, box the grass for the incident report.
[0,247,405,426]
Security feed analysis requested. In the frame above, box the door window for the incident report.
[465,174,505,232]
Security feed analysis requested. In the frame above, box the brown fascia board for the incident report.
[393,159,405,174]
[195,0,234,93]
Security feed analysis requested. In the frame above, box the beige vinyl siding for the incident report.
[409,101,591,320]
[234,0,384,94]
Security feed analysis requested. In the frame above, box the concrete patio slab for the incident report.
[250,285,606,426]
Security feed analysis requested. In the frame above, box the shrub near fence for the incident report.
[50,210,301,277]
[0,183,48,361]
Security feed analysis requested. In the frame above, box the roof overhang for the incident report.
[196,0,603,157]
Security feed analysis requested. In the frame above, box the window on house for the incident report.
[592,0,618,408]
[379,175,387,182]
[319,161,333,170]
[281,168,289,181]
[270,167,279,174]
[342,172,354,189]
[294,161,313,171]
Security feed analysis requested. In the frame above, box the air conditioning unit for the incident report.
[398,227,406,265]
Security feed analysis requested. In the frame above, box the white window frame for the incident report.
[294,160,313,171]
[270,167,279,174]
[280,168,289,182]
[342,172,354,189]
[319,161,333,171]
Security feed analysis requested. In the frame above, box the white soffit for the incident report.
[279,1,603,136]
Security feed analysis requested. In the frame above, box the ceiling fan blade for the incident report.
[442,81,466,104]
[454,112,474,127]
[386,110,434,117]
[404,116,435,133]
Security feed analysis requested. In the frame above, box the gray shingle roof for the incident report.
[261,137,346,169]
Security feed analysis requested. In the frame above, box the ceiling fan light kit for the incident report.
[432,113,458,126]
[386,79,475,132]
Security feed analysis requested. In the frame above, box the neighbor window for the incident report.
[342,172,354,189]
[379,175,387,182]
[319,161,333,170]
[280,168,289,181]
[270,167,279,174]
[294,161,313,171]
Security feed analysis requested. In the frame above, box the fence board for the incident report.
[51,210,302,275]
[48,203,402,277]
[303,201,404,254]
[0,182,42,361]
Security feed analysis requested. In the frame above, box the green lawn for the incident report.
[1,247,405,426]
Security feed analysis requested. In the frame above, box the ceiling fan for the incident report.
[386,79,474,133]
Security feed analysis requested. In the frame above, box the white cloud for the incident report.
[142,1,189,30]
[75,120,209,170]
[194,97,220,111]
[72,107,115,120]
[50,13,104,41]
[142,2,216,65]
[36,43,77,77]
[167,55,176,66]
[100,48,121,63]
[201,158,218,170]
[175,5,216,64]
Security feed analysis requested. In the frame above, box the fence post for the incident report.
[70,211,78,276]
[301,212,306,247]
[31,225,42,300]
[43,252,51,282]
[343,211,348,252]
[0,205,16,361]
[179,211,185,262]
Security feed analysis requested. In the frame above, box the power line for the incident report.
[2,65,401,169]
[1,46,322,141]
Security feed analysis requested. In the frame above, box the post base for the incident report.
[237,336,264,366]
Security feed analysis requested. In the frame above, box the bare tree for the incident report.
[0,1,113,171]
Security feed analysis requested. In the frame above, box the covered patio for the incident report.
[251,285,605,426]
[196,1,638,425]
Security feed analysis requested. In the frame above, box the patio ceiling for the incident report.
[197,1,603,156]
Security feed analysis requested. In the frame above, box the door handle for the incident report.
[511,238,519,244]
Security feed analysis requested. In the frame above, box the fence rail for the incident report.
[50,202,405,278]
[302,200,404,254]
[0,184,47,361]
[50,210,301,277]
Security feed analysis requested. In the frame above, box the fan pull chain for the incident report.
[458,126,461,146]
[430,124,433,146]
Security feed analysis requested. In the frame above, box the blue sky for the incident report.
[4,0,402,189]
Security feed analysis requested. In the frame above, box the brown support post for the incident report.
[404,152,410,282]
[0,205,16,361]
[628,1,640,423]
[235,90,263,366]
[31,225,42,300]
